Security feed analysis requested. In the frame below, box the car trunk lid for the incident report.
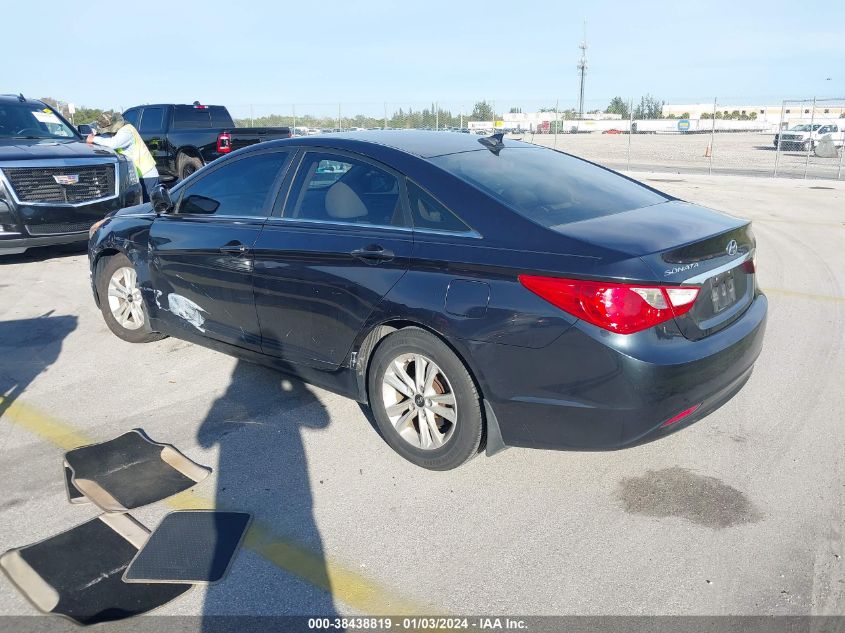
[559,200,756,340]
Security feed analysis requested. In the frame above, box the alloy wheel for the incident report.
[107,266,145,331]
[381,353,458,450]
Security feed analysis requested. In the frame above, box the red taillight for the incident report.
[217,132,232,154]
[518,275,700,335]
[661,404,701,427]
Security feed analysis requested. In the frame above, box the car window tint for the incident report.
[430,147,668,226]
[173,106,212,129]
[406,181,471,233]
[210,106,234,128]
[138,107,164,133]
[179,152,289,217]
[286,153,406,228]
[123,109,140,128]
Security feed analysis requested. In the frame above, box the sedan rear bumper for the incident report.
[468,292,767,450]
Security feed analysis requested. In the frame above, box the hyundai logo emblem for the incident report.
[53,174,79,186]
[726,239,738,256]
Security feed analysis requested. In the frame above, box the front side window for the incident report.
[285,153,405,228]
[139,107,165,133]
[430,147,668,227]
[178,151,289,217]
[123,109,140,128]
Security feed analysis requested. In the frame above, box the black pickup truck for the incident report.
[122,103,291,182]
[0,94,141,255]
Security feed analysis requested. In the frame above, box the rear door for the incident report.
[148,148,294,350]
[252,149,412,368]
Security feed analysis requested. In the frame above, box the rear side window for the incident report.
[285,153,406,228]
[138,107,164,133]
[406,181,472,233]
[430,147,668,227]
[173,106,212,129]
[177,151,289,217]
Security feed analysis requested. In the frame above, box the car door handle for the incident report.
[219,242,250,256]
[350,245,394,264]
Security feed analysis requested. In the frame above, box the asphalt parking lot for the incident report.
[0,173,843,623]
[521,132,845,180]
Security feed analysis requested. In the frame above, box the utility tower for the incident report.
[577,20,587,119]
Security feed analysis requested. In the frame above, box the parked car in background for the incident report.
[774,122,845,151]
[89,131,766,470]
[0,94,140,255]
[121,103,291,182]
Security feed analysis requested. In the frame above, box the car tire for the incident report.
[97,253,166,344]
[367,327,483,470]
[177,154,203,181]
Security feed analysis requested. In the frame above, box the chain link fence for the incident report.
[228,97,845,180]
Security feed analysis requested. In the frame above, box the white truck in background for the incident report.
[774,122,845,151]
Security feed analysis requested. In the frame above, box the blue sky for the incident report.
[3,0,843,116]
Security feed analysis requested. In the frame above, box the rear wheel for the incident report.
[367,327,482,470]
[97,254,165,344]
[178,154,203,181]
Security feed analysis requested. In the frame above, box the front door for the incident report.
[253,150,412,369]
[148,148,293,350]
[136,106,169,175]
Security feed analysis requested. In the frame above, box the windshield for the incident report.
[430,146,668,227]
[0,102,78,139]
[790,124,821,132]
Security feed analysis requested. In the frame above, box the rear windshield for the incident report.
[430,147,668,226]
[173,106,233,129]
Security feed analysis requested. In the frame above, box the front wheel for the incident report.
[97,253,165,344]
[368,327,483,470]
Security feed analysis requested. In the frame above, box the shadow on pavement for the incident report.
[197,360,337,624]
[0,242,87,266]
[0,312,78,420]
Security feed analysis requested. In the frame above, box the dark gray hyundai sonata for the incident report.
[89,131,767,469]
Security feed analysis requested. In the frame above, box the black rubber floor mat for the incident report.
[64,429,211,512]
[63,461,87,505]
[0,514,191,625]
[124,511,251,584]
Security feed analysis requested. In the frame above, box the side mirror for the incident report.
[151,185,174,214]
[78,124,93,136]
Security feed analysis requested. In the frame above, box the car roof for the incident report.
[280,130,536,159]
[0,94,44,106]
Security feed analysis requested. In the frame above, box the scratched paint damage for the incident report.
[167,294,207,332]
[143,288,208,332]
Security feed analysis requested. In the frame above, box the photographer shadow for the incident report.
[0,312,78,421]
[197,360,338,627]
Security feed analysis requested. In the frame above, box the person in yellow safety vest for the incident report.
[86,111,160,202]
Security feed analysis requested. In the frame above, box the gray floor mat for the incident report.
[124,511,251,584]
[64,429,211,512]
[0,514,191,625]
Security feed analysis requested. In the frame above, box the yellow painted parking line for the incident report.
[0,396,432,615]
[0,397,94,450]
[763,287,845,303]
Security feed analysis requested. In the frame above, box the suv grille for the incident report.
[2,164,116,204]
[26,221,94,235]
